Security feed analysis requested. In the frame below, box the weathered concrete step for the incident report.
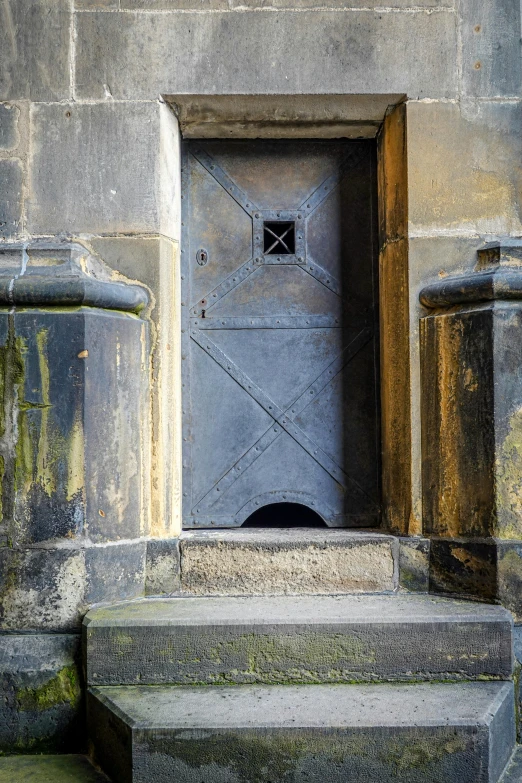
[84,594,513,685]
[88,681,515,783]
[501,746,522,782]
[178,529,399,595]
[0,755,111,782]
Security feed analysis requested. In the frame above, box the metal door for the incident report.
[181,140,380,527]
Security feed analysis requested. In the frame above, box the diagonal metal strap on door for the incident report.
[190,143,369,315]
[190,145,259,215]
[190,326,374,511]
[298,144,369,215]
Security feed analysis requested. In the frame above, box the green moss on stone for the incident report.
[383,733,468,771]
[0,754,105,782]
[152,727,471,783]
[17,666,81,713]
[205,632,376,675]
[0,317,28,533]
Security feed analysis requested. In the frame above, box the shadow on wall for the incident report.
[242,502,327,528]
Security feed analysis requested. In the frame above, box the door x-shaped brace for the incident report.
[189,143,369,317]
[190,326,375,514]
[187,142,375,516]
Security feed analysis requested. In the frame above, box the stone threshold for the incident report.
[143,528,431,597]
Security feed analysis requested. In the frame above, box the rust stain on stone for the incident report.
[435,314,463,536]
[377,102,412,535]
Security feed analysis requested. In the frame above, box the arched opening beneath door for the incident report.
[242,502,327,528]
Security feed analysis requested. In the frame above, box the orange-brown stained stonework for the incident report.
[377,103,412,535]
[422,306,497,539]
[423,313,463,537]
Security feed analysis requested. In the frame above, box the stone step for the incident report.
[84,594,513,686]
[501,746,522,782]
[178,529,400,595]
[88,681,515,783]
[0,755,111,782]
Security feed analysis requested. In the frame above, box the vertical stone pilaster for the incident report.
[0,242,151,633]
[421,240,522,619]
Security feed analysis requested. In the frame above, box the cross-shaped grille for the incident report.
[263,221,295,255]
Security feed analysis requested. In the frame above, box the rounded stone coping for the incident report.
[420,267,522,308]
[0,274,148,314]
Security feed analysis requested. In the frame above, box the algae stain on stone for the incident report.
[497,406,522,538]
[204,633,376,683]
[0,319,86,543]
[16,666,81,713]
[383,733,468,771]
[160,732,322,783]
[35,328,55,496]
[159,730,467,783]
[0,315,29,541]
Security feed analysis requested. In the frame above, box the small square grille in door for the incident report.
[263,221,295,255]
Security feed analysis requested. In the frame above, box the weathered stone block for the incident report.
[88,681,515,783]
[76,0,117,7]
[0,159,22,239]
[146,539,181,596]
[88,236,181,537]
[0,104,20,151]
[421,243,522,540]
[85,542,147,607]
[75,10,457,101]
[28,102,179,236]
[123,0,446,7]
[408,101,522,237]
[84,594,513,686]
[0,249,150,545]
[0,634,82,753]
[501,747,522,783]
[460,0,522,98]
[399,537,430,592]
[0,548,86,632]
[180,529,398,595]
[513,625,522,740]
[0,0,71,101]
[429,539,498,602]
[421,304,496,538]
[421,246,522,616]
[429,538,522,622]
[498,543,522,622]
[0,541,146,632]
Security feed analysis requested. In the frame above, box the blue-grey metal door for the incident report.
[181,140,380,527]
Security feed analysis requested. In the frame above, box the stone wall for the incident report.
[0,0,521,752]
[1,0,520,538]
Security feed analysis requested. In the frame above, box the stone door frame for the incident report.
[165,93,410,535]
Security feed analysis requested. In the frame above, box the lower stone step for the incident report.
[501,746,522,782]
[88,681,515,783]
[84,594,513,685]
[0,755,110,782]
